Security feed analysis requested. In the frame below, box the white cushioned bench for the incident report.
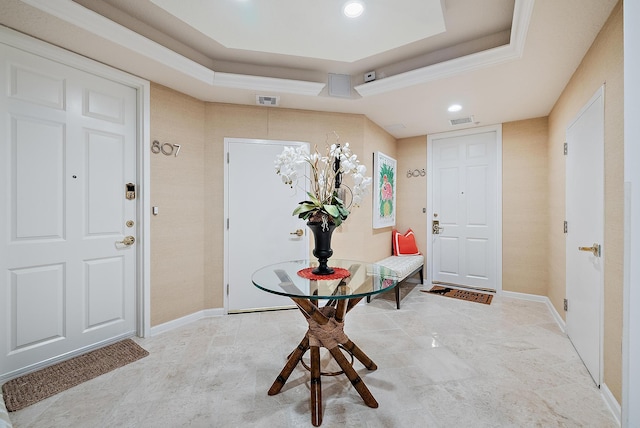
[368,255,424,309]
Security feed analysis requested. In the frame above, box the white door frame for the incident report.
[623,1,640,425]
[223,137,310,314]
[565,86,605,387]
[0,27,151,338]
[426,124,503,292]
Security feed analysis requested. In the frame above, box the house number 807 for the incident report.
[151,140,181,157]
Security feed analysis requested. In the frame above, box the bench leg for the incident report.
[395,283,400,309]
[419,267,424,284]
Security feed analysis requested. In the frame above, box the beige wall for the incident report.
[151,97,396,320]
[204,104,395,269]
[396,136,428,256]
[363,120,399,261]
[396,123,551,295]
[149,0,623,404]
[547,1,624,402]
[150,84,206,326]
[502,118,550,294]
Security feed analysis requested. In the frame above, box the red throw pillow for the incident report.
[393,229,421,256]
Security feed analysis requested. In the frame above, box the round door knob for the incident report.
[290,229,304,237]
[116,236,135,246]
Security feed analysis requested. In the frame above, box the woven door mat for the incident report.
[421,285,493,305]
[2,338,148,412]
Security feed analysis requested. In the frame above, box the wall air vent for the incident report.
[449,115,474,126]
[256,95,280,106]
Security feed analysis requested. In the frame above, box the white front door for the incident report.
[565,87,604,386]
[428,126,501,291]
[226,139,309,312]
[0,44,138,379]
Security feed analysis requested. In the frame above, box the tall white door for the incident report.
[226,139,309,312]
[0,44,138,379]
[429,128,500,291]
[565,87,604,386]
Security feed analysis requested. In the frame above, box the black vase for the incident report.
[307,221,337,275]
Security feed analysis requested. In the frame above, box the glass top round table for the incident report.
[252,259,400,426]
[251,259,399,300]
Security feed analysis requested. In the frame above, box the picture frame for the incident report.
[372,151,397,229]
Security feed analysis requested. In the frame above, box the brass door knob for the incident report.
[578,243,600,257]
[290,229,304,237]
[116,236,135,246]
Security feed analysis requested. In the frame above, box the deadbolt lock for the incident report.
[126,220,134,228]
[432,220,444,235]
[125,183,136,200]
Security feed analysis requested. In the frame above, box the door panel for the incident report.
[467,238,488,278]
[227,139,309,312]
[467,165,488,224]
[1,44,138,379]
[85,257,125,328]
[86,131,125,235]
[566,87,604,386]
[12,264,65,348]
[14,117,65,239]
[431,130,498,290]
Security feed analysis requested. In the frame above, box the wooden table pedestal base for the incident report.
[267,296,378,427]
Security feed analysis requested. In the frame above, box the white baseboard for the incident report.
[149,308,225,336]
[601,382,622,426]
[500,290,566,333]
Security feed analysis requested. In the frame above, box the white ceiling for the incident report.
[0,0,619,138]
[148,0,448,63]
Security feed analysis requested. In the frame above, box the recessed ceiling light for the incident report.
[448,104,462,112]
[343,1,364,18]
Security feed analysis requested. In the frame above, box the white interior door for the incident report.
[226,139,309,312]
[566,87,604,386]
[0,44,138,380]
[428,127,500,291]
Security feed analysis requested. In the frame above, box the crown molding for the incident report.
[354,0,535,97]
[214,72,325,96]
[20,0,531,100]
[20,0,215,85]
[19,0,326,97]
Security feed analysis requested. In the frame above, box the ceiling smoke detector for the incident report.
[449,115,474,126]
[256,95,280,106]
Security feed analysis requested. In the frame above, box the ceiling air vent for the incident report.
[449,115,474,126]
[256,95,280,106]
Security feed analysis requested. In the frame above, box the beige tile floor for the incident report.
[8,285,619,427]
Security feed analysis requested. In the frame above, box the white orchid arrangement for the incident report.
[275,139,372,228]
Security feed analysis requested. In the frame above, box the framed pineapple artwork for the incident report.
[373,151,396,229]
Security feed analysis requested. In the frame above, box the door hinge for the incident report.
[563,221,568,234]
[227,152,229,163]
[226,218,229,230]
[226,283,229,296]
[564,298,568,311]
[564,142,568,155]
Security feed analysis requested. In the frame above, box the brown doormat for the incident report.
[2,338,148,412]
[421,285,493,305]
